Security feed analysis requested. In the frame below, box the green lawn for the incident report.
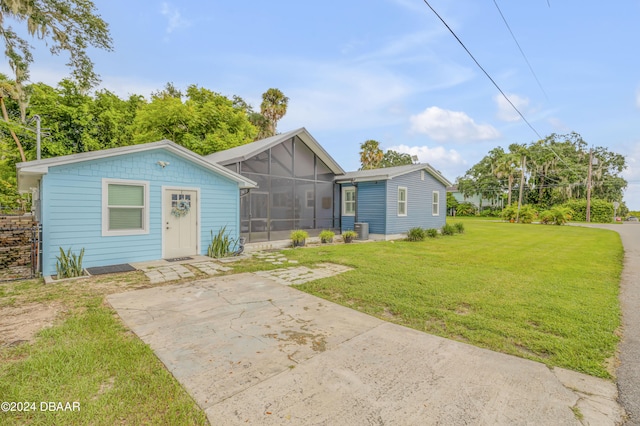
[0,219,624,425]
[0,273,208,425]
[288,219,623,378]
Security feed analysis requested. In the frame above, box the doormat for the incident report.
[165,257,193,262]
[86,264,136,275]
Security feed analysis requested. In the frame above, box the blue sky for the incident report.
[4,0,640,209]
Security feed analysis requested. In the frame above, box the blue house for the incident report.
[335,164,452,240]
[16,140,256,276]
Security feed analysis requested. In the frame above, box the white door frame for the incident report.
[161,186,201,259]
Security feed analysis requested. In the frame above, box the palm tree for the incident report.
[359,140,384,170]
[260,88,288,137]
[491,149,518,206]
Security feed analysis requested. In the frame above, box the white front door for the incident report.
[164,189,198,259]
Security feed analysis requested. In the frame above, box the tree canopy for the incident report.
[455,132,627,210]
[0,0,113,91]
[0,79,279,208]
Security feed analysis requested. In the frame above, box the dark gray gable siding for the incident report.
[385,170,446,234]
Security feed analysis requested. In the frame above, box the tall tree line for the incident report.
[0,77,287,207]
[456,132,627,210]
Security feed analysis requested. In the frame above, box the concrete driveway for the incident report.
[579,223,640,425]
[107,271,623,425]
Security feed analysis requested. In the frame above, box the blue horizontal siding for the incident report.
[41,148,240,275]
[355,181,387,234]
[385,170,446,234]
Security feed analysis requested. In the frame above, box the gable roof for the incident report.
[205,127,345,175]
[334,163,452,187]
[16,140,257,192]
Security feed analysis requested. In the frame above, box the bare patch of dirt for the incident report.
[382,307,396,319]
[455,304,472,316]
[0,302,64,346]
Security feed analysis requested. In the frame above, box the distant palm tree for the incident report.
[359,140,384,170]
[491,150,518,206]
[260,88,288,137]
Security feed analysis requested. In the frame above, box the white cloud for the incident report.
[388,144,464,165]
[386,144,466,182]
[160,3,190,34]
[494,93,530,122]
[409,106,500,142]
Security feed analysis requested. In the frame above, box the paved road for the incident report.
[586,223,640,425]
[108,272,623,425]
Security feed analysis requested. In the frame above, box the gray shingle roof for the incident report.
[335,163,452,187]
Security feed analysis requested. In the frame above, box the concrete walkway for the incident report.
[579,223,640,425]
[107,270,624,425]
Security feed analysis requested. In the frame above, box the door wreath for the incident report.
[171,200,190,217]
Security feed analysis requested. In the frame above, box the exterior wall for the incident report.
[353,181,387,234]
[340,183,355,232]
[40,149,239,276]
[385,170,446,234]
[451,190,501,209]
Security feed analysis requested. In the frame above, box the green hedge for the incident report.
[563,199,613,223]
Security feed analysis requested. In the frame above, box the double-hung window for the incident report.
[342,187,356,216]
[102,179,149,236]
[432,190,440,216]
[397,187,407,216]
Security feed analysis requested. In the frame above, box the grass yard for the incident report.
[288,219,623,378]
[0,219,624,424]
[0,272,209,425]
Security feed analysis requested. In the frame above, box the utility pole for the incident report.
[516,155,526,223]
[586,148,593,223]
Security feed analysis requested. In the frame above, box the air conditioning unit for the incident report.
[354,222,369,240]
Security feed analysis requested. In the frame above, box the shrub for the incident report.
[290,229,309,243]
[407,227,425,242]
[453,222,465,233]
[208,227,237,258]
[425,228,439,238]
[501,203,518,222]
[502,203,537,223]
[342,230,357,243]
[56,247,85,279]
[441,223,455,236]
[319,229,335,243]
[518,205,537,224]
[455,202,477,216]
[479,206,501,217]
[540,206,574,225]
[563,199,614,223]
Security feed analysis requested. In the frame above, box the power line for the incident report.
[420,0,543,140]
[419,0,584,180]
[492,0,548,100]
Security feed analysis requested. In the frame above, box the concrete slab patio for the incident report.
[107,272,624,425]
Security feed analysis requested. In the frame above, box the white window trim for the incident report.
[397,186,408,217]
[432,190,440,216]
[102,178,150,236]
[342,187,355,216]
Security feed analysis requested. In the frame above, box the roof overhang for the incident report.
[16,140,257,192]
[335,164,452,187]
